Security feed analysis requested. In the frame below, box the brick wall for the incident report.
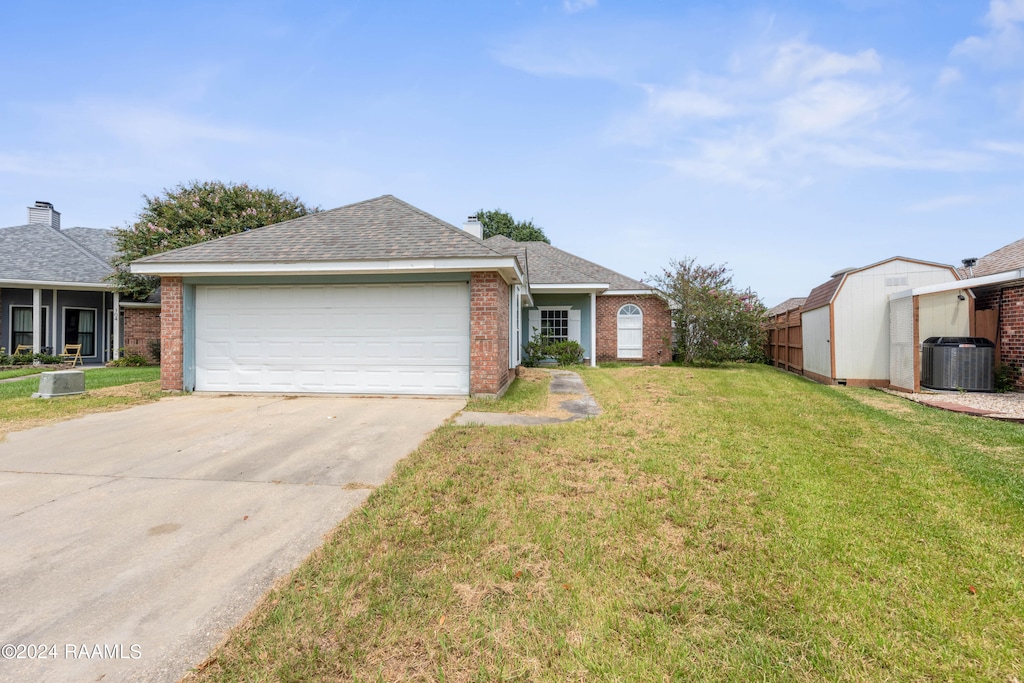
[470,271,513,396]
[595,294,673,364]
[160,277,183,391]
[975,288,1000,311]
[123,308,161,363]
[996,284,1024,389]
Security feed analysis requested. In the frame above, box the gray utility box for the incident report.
[32,370,86,398]
[920,337,995,392]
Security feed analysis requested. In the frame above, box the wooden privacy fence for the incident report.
[766,308,803,375]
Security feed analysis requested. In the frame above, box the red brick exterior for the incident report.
[470,271,514,396]
[993,285,1024,389]
[159,277,184,391]
[123,308,161,363]
[595,294,673,364]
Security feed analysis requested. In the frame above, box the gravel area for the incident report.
[885,388,1024,419]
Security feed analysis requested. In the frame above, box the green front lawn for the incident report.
[0,366,162,439]
[188,364,1024,682]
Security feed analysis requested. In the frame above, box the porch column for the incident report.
[112,292,121,360]
[52,290,57,354]
[32,288,42,354]
[590,291,597,367]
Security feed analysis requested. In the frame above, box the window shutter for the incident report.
[528,309,540,337]
[568,309,581,343]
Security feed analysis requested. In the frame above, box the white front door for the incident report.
[195,282,470,395]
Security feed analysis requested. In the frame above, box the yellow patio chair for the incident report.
[13,344,33,356]
[61,344,83,367]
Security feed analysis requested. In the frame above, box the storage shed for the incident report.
[801,257,960,387]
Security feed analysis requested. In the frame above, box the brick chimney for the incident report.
[28,201,60,229]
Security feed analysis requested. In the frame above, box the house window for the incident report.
[11,306,48,350]
[540,309,569,342]
[65,309,96,356]
[617,303,643,359]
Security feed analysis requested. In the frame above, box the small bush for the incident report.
[521,328,585,367]
[107,351,151,367]
[1,352,64,366]
[546,340,585,366]
[995,363,1021,393]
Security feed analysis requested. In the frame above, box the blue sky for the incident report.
[2,0,1021,305]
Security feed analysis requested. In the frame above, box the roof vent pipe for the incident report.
[962,257,977,278]
[463,215,483,239]
[28,201,61,229]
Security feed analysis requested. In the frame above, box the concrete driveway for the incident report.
[0,394,463,683]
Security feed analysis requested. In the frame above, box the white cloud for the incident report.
[563,0,597,14]
[906,194,981,212]
[937,66,962,86]
[79,101,259,150]
[982,139,1024,155]
[644,85,737,119]
[952,0,1024,66]
[764,41,881,86]
[775,81,904,137]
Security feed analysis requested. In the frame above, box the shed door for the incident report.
[195,283,469,395]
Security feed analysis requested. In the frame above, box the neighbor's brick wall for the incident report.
[595,294,673,364]
[470,271,513,396]
[123,308,161,363]
[160,277,183,391]
[996,285,1024,390]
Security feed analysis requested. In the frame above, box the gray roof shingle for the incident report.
[766,297,806,317]
[485,236,652,291]
[972,237,1024,277]
[0,223,115,285]
[135,195,511,264]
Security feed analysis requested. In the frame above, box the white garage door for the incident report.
[195,283,469,395]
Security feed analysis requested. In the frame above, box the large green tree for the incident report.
[476,208,550,243]
[652,257,767,365]
[111,180,317,300]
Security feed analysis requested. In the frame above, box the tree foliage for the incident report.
[476,208,550,243]
[652,257,767,365]
[111,180,317,300]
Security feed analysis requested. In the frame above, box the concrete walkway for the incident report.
[455,370,601,426]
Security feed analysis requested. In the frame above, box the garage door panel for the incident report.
[196,283,469,394]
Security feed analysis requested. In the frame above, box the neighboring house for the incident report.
[0,201,161,364]
[800,257,961,387]
[131,195,672,397]
[970,239,1024,389]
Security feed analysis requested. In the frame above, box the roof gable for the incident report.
[803,256,958,311]
[135,195,510,265]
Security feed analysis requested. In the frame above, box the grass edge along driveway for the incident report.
[0,366,162,440]
[185,364,1024,682]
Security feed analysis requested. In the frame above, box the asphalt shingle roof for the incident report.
[0,223,115,285]
[485,236,651,291]
[972,237,1024,277]
[135,195,511,264]
[803,276,843,311]
[766,297,806,318]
